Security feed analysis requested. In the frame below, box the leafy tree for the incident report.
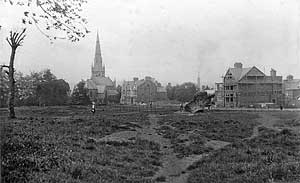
[71,80,90,105]
[41,69,57,82]
[1,0,89,118]
[14,69,58,106]
[0,67,9,107]
[174,82,197,102]
[36,79,70,106]
[107,85,122,104]
[166,84,176,100]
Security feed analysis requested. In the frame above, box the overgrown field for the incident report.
[1,106,299,183]
[1,106,161,183]
[187,127,300,183]
[273,111,300,129]
[156,112,259,157]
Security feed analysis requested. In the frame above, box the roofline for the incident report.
[238,66,266,81]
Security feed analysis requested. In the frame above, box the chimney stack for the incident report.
[234,62,243,69]
[270,69,276,78]
[287,75,293,81]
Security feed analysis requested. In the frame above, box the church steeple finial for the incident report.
[96,30,100,44]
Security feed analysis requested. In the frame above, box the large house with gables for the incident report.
[221,62,283,107]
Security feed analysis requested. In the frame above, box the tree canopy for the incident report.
[71,80,90,105]
[166,82,197,102]
[1,69,71,106]
[3,0,89,42]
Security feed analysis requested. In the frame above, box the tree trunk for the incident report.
[8,47,16,118]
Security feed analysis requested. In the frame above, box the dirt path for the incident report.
[98,111,298,182]
[247,112,281,140]
[98,114,231,183]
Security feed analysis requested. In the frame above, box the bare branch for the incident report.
[6,37,12,47]
[11,32,18,45]
[17,36,26,46]
[15,29,26,46]
[0,65,9,68]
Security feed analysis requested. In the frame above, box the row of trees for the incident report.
[0,69,71,107]
[1,68,201,108]
[0,69,122,108]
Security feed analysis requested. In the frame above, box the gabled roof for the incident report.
[226,67,252,81]
[124,80,145,88]
[93,77,114,86]
[86,79,97,89]
[226,66,265,81]
[86,77,115,94]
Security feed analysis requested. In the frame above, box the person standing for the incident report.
[91,101,96,114]
[180,103,183,112]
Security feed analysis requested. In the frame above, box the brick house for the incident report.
[214,82,224,107]
[121,76,167,104]
[283,75,300,107]
[222,62,283,107]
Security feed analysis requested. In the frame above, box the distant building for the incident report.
[283,75,300,107]
[86,32,118,104]
[214,82,224,107]
[221,62,283,107]
[121,76,167,104]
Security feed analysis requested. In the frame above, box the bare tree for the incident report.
[1,0,89,118]
[2,29,26,118]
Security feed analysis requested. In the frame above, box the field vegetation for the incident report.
[1,106,299,183]
[1,106,160,182]
[187,127,300,183]
[156,112,259,157]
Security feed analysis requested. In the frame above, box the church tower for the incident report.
[91,31,105,78]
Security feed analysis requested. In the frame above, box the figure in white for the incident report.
[91,101,96,114]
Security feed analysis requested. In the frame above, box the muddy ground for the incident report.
[1,106,300,183]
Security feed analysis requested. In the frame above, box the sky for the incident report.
[1,0,300,89]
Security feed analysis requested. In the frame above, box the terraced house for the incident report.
[222,62,283,107]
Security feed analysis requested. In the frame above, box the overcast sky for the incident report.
[1,0,300,88]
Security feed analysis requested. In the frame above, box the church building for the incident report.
[86,32,118,104]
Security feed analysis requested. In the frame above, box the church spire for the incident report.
[92,30,105,78]
[94,30,102,67]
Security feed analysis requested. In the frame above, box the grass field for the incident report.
[1,106,299,183]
